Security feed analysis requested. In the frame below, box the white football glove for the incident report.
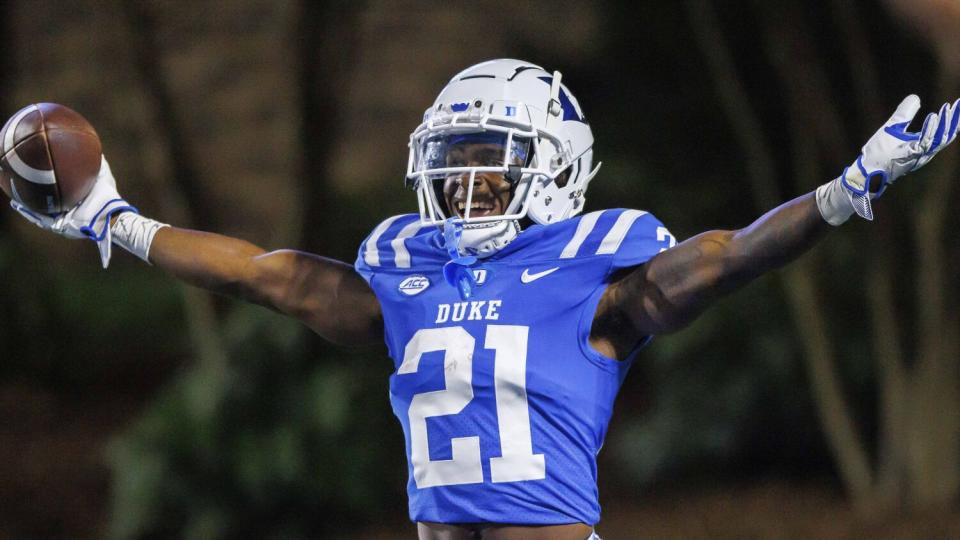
[10,156,137,268]
[831,95,960,222]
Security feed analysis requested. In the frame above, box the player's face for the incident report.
[442,142,518,219]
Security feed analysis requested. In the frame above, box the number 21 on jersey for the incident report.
[399,325,546,488]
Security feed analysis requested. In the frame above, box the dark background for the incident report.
[1,1,959,538]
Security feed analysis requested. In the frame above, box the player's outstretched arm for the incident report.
[147,227,383,347]
[596,95,959,354]
[9,157,383,347]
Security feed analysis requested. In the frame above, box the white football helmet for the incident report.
[406,58,599,257]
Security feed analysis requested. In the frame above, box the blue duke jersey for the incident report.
[354,209,676,526]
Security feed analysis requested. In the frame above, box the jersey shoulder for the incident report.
[354,214,445,283]
[518,208,675,269]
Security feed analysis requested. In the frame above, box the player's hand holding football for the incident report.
[10,156,137,268]
[817,94,960,224]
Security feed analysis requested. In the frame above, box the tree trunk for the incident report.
[121,0,228,376]
[685,0,874,501]
[907,68,960,507]
[297,1,364,253]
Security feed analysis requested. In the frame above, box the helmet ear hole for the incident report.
[555,169,571,188]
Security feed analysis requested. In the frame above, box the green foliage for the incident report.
[605,273,825,489]
[107,305,406,539]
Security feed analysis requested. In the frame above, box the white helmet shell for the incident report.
[406,59,599,256]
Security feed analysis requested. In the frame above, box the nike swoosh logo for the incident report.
[520,267,560,283]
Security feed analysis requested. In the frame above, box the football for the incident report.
[0,103,102,215]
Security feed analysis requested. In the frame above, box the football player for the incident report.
[10,59,960,540]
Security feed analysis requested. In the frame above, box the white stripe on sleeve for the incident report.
[363,215,405,267]
[391,219,425,268]
[596,209,647,255]
[559,211,604,259]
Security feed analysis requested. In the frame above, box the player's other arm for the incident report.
[598,95,958,352]
[147,227,383,347]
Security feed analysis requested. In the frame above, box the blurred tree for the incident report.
[589,0,836,502]
[106,2,411,538]
[688,0,960,512]
[121,0,228,375]
[883,0,960,509]
[297,0,363,254]
[108,307,405,539]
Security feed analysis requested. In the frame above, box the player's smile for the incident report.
[444,173,513,219]
[439,141,519,219]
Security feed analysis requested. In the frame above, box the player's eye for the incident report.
[475,150,503,166]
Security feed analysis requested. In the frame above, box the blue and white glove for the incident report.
[817,95,960,225]
[10,156,137,268]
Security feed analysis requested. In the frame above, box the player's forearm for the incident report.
[680,192,829,295]
[722,192,830,283]
[148,226,269,303]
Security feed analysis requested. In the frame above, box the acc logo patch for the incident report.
[398,275,431,296]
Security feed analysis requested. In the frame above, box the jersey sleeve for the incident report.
[354,214,424,284]
[605,209,677,273]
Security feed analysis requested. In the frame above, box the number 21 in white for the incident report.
[399,325,546,488]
